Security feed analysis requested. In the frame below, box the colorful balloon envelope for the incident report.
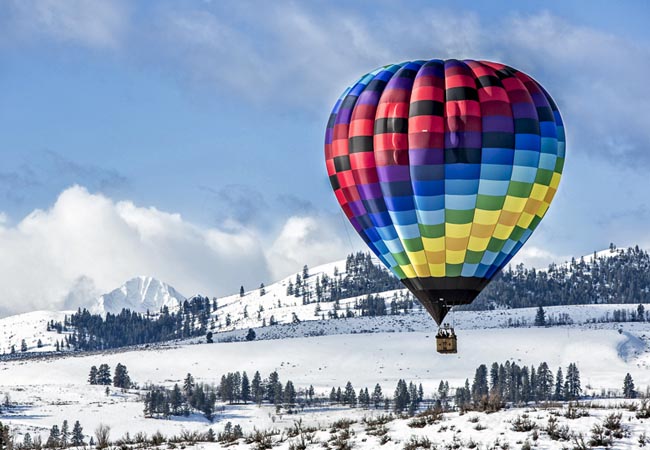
[325,59,565,325]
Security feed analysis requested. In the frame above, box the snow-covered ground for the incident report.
[2,250,650,448]
[1,322,650,448]
[0,310,73,354]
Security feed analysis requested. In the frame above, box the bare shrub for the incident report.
[94,424,111,450]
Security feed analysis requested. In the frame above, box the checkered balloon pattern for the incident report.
[325,59,565,317]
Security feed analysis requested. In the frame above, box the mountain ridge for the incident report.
[92,276,186,315]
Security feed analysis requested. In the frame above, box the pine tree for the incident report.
[554,367,564,400]
[343,381,356,407]
[564,363,582,400]
[489,362,500,393]
[20,339,27,352]
[170,384,183,415]
[471,364,489,405]
[273,382,283,406]
[284,381,296,405]
[184,373,195,396]
[46,425,60,448]
[267,371,279,401]
[393,379,410,413]
[246,329,256,341]
[61,420,69,447]
[623,373,636,398]
[206,331,214,344]
[537,362,554,401]
[437,380,449,407]
[72,421,84,446]
[113,363,131,389]
[535,306,546,326]
[241,372,250,403]
[329,387,337,403]
[22,433,32,449]
[239,286,245,297]
[88,366,98,385]
[408,383,419,416]
[252,371,263,404]
[97,364,112,385]
[372,384,383,409]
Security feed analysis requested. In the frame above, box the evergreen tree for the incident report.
[537,362,554,401]
[246,329,256,341]
[534,306,546,326]
[88,366,98,385]
[471,364,489,405]
[72,421,84,446]
[438,380,450,408]
[623,373,636,398]
[329,387,337,403]
[206,331,213,344]
[564,363,582,400]
[372,384,383,409]
[183,373,195,396]
[394,379,410,413]
[252,371,263,404]
[489,362,500,393]
[113,363,131,389]
[343,381,357,406]
[361,387,370,407]
[273,382,283,406]
[554,367,564,400]
[46,424,60,448]
[284,381,296,405]
[20,339,27,352]
[22,433,32,449]
[97,364,111,385]
[259,283,266,296]
[638,304,646,321]
[408,383,419,416]
[267,371,279,401]
[170,384,183,415]
[61,420,69,447]
[239,286,245,297]
[241,372,250,403]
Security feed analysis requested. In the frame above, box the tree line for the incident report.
[470,245,650,310]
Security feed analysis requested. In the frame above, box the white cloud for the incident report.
[5,0,128,49]
[0,186,350,317]
[267,216,357,281]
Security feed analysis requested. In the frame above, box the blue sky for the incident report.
[0,0,649,315]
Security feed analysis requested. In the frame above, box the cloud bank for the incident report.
[0,186,352,317]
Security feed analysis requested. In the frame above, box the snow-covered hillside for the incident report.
[1,326,650,448]
[92,276,186,315]
[207,257,402,332]
[0,310,73,354]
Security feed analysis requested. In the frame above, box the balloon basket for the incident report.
[435,324,458,354]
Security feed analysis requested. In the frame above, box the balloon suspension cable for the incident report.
[338,210,356,255]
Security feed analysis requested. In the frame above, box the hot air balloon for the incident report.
[324,59,565,352]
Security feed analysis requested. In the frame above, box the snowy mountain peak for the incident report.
[93,276,186,315]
